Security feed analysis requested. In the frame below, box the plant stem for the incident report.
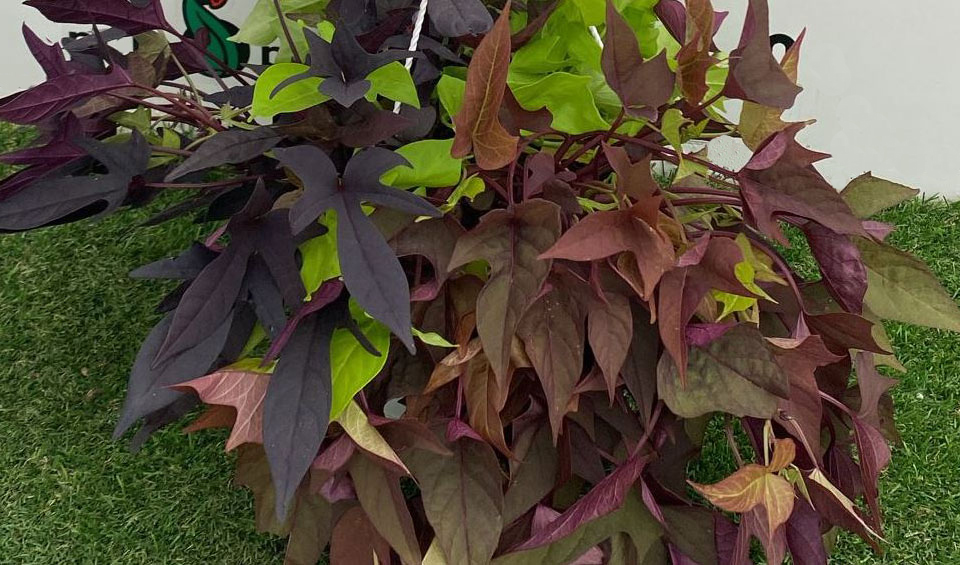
[669,197,741,207]
[144,176,261,189]
[150,145,192,156]
[272,0,302,63]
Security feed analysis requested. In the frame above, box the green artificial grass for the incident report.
[2,122,960,563]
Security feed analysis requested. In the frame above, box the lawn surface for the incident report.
[2,123,959,563]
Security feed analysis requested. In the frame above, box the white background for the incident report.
[2,1,958,198]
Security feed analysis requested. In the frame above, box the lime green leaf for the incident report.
[329,302,391,419]
[856,238,960,332]
[413,328,456,348]
[253,63,329,118]
[299,210,340,295]
[437,73,466,120]
[510,72,609,134]
[366,61,420,108]
[111,107,152,132]
[336,400,408,473]
[382,139,462,189]
[577,197,618,212]
[511,34,566,74]
[239,323,268,359]
[660,108,690,155]
[232,0,327,45]
[439,175,486,214]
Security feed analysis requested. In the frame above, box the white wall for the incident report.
[3,1,959,197]
[710,1,960,198]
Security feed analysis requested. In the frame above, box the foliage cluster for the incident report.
[3,0,959,563]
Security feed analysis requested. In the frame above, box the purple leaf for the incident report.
[251,209,307,308]
[24,0,170,35]
[275,145,440,351]
[263,279,345,364]
[513,453,648,551]
[164,127,280,182]
[0,113,86,167]
[244,255,288,340]
[272,28,415,107]
[263,309,338,519]
[155,239,253,362]
[0,132,148,231]
[802,222,867,313]
[113,310,234,437]
[724,0,801,109]
[785,501,828,565]
[22,24,73,79]
[129,242,218,280]
[0,65,133,125]
[427,0,493,38]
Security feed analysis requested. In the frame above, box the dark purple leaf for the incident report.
[0,113,86,167]
[513,453,648,551]
[803,222,867,313]
[263,279,345,364]
[275,145,440,351]
[113,310,234,437]
[244,255,289,340]
[0,132,148,231]
[653,0,686,44]
[205,85,255,108]
[427,0,493,37]
[22,24,73,79]
[128,395,199,453]
[156,238,253,362]
[24,0,170,35]
[165,127,280,181]
[0,64,133,125]
[785,501,828,565]
[272,28,415,107]
[262,309,337,520]
[253,209,307,308]
[129,242,218,280]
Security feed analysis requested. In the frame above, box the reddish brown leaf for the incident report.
[518,284,586,441]
[657,237,752,382]
[448,199,562,381]
[405,438,505,565]
[513,453,648,551]
[739,127,866,246]
[676,0,718,104]
[768,335,842,463]
[601,0,675,119]
[329,506,392,565]
[602,143,660,200]
[587,290,633,401]
[539,205,674,299]
[854,352,898,429]
[853,417,891,525]
[463,352,512,456]
[451,1,519,170]
[725,0,802,109]
[350,453,422,565]
[183,404,236,434]
[173,367,270,450]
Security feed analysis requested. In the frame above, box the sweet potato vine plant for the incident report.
[2,0,958,563]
